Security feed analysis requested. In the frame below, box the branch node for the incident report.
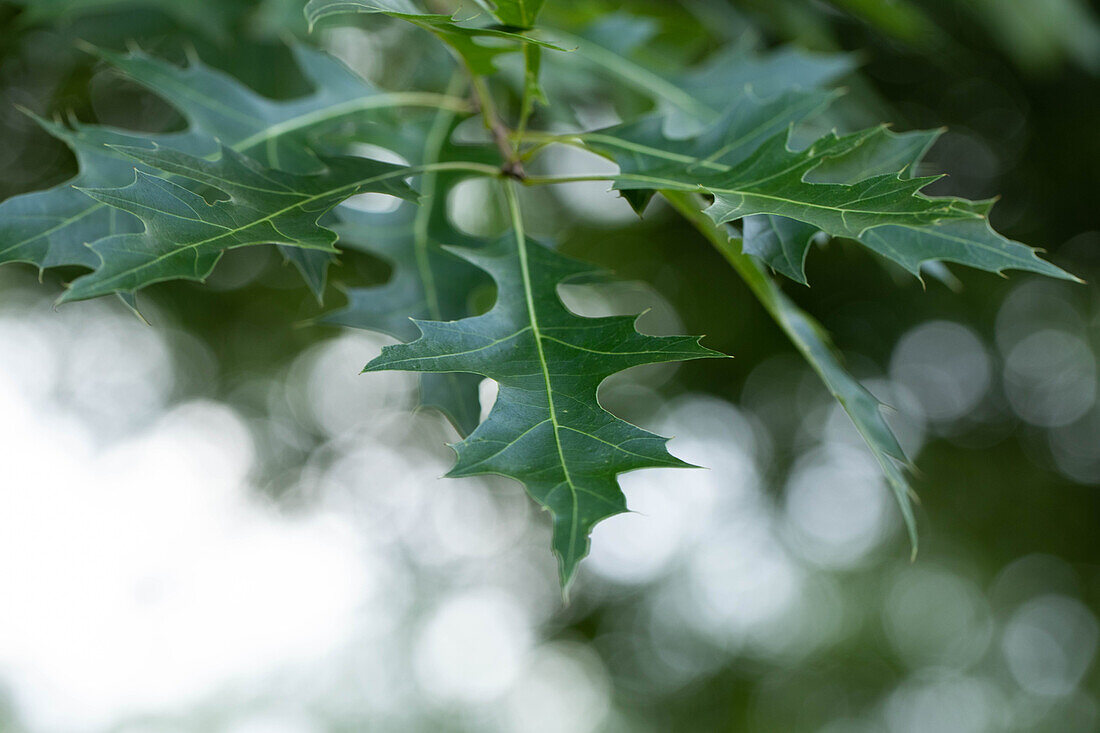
[501,160,527,180]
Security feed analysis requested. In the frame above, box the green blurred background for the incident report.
[0,1,1097,731]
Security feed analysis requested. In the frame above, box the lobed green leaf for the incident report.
[364,184,726,590]
[586,114,1074,282]
[61,145,417,302]
[0,42,462,296]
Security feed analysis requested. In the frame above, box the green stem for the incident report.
[410,161,502,178]
[469,69,523,176]
[511,130,588,161]
[510,130,586,149]
[414,73,468,322]
[521,174,614,186]
[514,44,542,156]
[469,72,501,131]
[662,189,920,554]
[662,191,772,302]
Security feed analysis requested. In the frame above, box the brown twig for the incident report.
[468,72,526,180]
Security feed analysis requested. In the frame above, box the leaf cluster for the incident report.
[0,0,1078,593]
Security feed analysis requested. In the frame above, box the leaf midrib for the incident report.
[584,131,970,227]
[503,180,581,565]
[617,172,970,228]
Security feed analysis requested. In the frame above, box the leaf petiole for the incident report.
[520,174,615,186]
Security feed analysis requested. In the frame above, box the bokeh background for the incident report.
[0,1,1098,731]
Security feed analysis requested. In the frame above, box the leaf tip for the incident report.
[557,563,578,605]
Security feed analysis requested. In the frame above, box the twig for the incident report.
[468,70,526,180]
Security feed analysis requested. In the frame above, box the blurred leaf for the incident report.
[581,86,836,214]
[742,214,819,285]
[964,0,1100,73]
[672,42,856,117]
[304,0,562,75]
[486,0,546,29]
[558,16,855,127]
[365,184,725,590]
[60,145,417,301]
[825,0,939,46]
[11,0,244,38]
[322,93,496,436]
[325,202,488,436]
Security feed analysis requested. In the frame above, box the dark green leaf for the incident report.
[12,0,239,38]
[0,43,463,296]
[0,116,209,271]
[60,145,417,302]
[859,217,1077,281]
[591,118,1075,282]
[745,127,940,283]
[364,184,725,590]
[807,127,941,184]
[738,127,1077,283]
[92,43,463,295]
[617,127,964,236]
